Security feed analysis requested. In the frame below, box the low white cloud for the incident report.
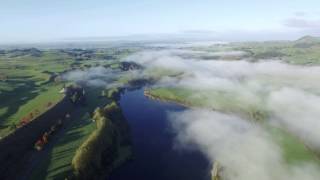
[268,88,320,149]
[62,66,123,87]
[128,50,320,92]
[170,110,320,180]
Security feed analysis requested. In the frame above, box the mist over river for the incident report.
[109,88,210,180]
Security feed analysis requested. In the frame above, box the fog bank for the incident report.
[126,49,320,179]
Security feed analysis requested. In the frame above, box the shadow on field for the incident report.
[29,108,94,180]
[0,79,39,124]
[29,122,86,180]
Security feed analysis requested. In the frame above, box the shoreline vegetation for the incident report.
[144,89,192,108]
[211,162,222,180]
[66,86,132,180]
[71,101,132,180]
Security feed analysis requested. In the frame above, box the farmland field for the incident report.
[1,36,320,180]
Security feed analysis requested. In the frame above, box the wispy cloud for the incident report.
[284,17,320,29]
[62,66,125,87]
[294,11,307,17]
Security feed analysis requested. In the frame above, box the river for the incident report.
[109,88,210,180]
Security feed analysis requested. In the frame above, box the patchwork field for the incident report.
[1,36,320,180]
[0,47,137,179]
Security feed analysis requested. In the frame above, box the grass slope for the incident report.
[0,84,64,137]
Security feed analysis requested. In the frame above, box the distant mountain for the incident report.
[296,35,320,43]
[4,48,42,57]
[293,36,320,48]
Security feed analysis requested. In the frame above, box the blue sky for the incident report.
[1,0,320,43]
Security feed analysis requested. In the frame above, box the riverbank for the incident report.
[144,89,192,108]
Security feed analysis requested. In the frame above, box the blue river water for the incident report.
[109,88,210,180]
